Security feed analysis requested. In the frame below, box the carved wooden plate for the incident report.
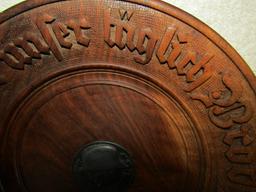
[0,0,255,192]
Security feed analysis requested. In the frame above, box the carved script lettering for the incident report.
[156,26,214,92]
[0,32,49,70]
[104,9,158,64]
[228,167,256,187]
[36,13,91,61]
[0,14,91,70]
[192,72,255,186]
[104,9,214,92]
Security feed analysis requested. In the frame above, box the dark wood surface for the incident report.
[0,0,255,191]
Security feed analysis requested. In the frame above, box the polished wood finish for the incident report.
[0,0,255,191]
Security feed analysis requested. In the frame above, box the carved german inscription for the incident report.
[193,73,255,187]
[104,8,158,64]
[0,14,91,70]
[36,14,91,61]
[104,9,215,92]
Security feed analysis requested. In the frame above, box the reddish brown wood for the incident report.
[0,0,255,191]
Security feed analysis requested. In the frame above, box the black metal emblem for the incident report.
[73,141,135,192]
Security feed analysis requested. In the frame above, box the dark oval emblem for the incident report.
[73,141,135,192]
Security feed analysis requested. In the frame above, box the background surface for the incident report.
[0,0,255,74]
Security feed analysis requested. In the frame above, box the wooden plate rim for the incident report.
[0,0,255,92]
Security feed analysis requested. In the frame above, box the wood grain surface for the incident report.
[0,0,255,191]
